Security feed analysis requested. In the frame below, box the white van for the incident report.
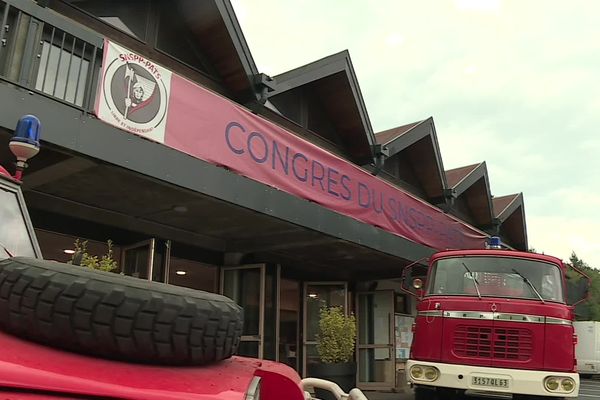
[574,321,600,377]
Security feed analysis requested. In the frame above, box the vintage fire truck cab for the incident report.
[405,241,583,399]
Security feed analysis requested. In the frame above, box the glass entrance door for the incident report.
[221,265,265,358]
[356,290,396,390]
[122,239,169,282]
[279,278,300,372]
[122,239,155,280]
[303,282,348,377]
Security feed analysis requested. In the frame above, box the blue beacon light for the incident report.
[488,236,502,249]
[9,115,41,180]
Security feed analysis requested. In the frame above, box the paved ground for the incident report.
[579,377,600,399]
[362,377,600,399]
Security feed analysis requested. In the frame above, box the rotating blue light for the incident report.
[10,115,42,180]
[489,236,502,249]
[11,115,41,148]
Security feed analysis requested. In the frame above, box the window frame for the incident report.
[0,177,42,259]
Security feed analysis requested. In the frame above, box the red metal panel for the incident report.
[544,324,576,372]
[411,315,444,361]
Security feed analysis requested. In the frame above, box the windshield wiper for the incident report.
[512,268,545,304]
[0,241,14,257]
[462,262,482,299]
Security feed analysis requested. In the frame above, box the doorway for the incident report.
[279,277,300,371]
[121,239,155,280]
[303,282,348,377]
[220,264,279,360]
[221,265,265,359]
[356,290,396,390]
[121,238,170,282]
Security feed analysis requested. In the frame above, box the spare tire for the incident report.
[0,257,243,365]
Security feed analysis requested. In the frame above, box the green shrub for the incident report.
[316,306,357,364]
[68,238,118,272]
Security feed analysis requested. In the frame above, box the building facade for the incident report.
[0,0,527,391]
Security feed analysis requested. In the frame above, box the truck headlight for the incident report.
[410,366,424,379]
[424,367,440,381]
[410,365,439,382]
[561,378,575,393]
[544,377,559,391]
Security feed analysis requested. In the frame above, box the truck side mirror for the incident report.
[566,265,591,307]
[400,259,429,299]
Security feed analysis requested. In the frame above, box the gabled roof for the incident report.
[268,51,376,165]
[375,121,422,145]
[493,193,528,251]
[375,117,447,201]
[446,163,479,191]
[178,0,259,99]
[445,162,494,227]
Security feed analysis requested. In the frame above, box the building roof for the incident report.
[445,162,494,227]
[375,121,423,145]
[493,194,520,220]
[178,0,260,100]
[445,163,480,188]
[375,118,447,201]
[269,51,376,165]
[493,193,528,250]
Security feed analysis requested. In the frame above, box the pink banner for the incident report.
[162,75,488,250]
[94,40,488,250]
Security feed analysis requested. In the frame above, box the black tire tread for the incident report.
[0,257,243,365]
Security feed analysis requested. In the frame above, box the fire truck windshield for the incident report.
[0,185,36,260]
[428,256,564,303]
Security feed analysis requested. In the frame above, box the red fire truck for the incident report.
[403,240,589,400]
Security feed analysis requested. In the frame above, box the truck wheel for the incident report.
[0,257,243,365]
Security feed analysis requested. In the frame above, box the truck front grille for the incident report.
[453,325,533,361]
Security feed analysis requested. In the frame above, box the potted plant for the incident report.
[68,238,118,272]
[308,306,357,398]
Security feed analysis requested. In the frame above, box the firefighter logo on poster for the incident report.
[96,41,172,143]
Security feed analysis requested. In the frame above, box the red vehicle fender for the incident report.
[0,330,304,400]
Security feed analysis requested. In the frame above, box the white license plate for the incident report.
[472,376,510,388]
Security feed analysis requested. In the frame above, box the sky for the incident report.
[230,0,600,268]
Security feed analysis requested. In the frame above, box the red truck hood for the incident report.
[0,330,302,399]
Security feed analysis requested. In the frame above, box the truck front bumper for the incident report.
[406,359,579,398]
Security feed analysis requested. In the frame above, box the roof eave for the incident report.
[270,51,375,163]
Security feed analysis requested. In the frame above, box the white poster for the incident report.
[95,40,172,143]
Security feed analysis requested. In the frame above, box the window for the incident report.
[64,1,150,41]
[429,256,564,302]
[168,257,217,292]
[35,41,89,106]
[0,187,36,260]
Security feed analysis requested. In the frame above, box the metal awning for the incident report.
[0,84,433,280]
